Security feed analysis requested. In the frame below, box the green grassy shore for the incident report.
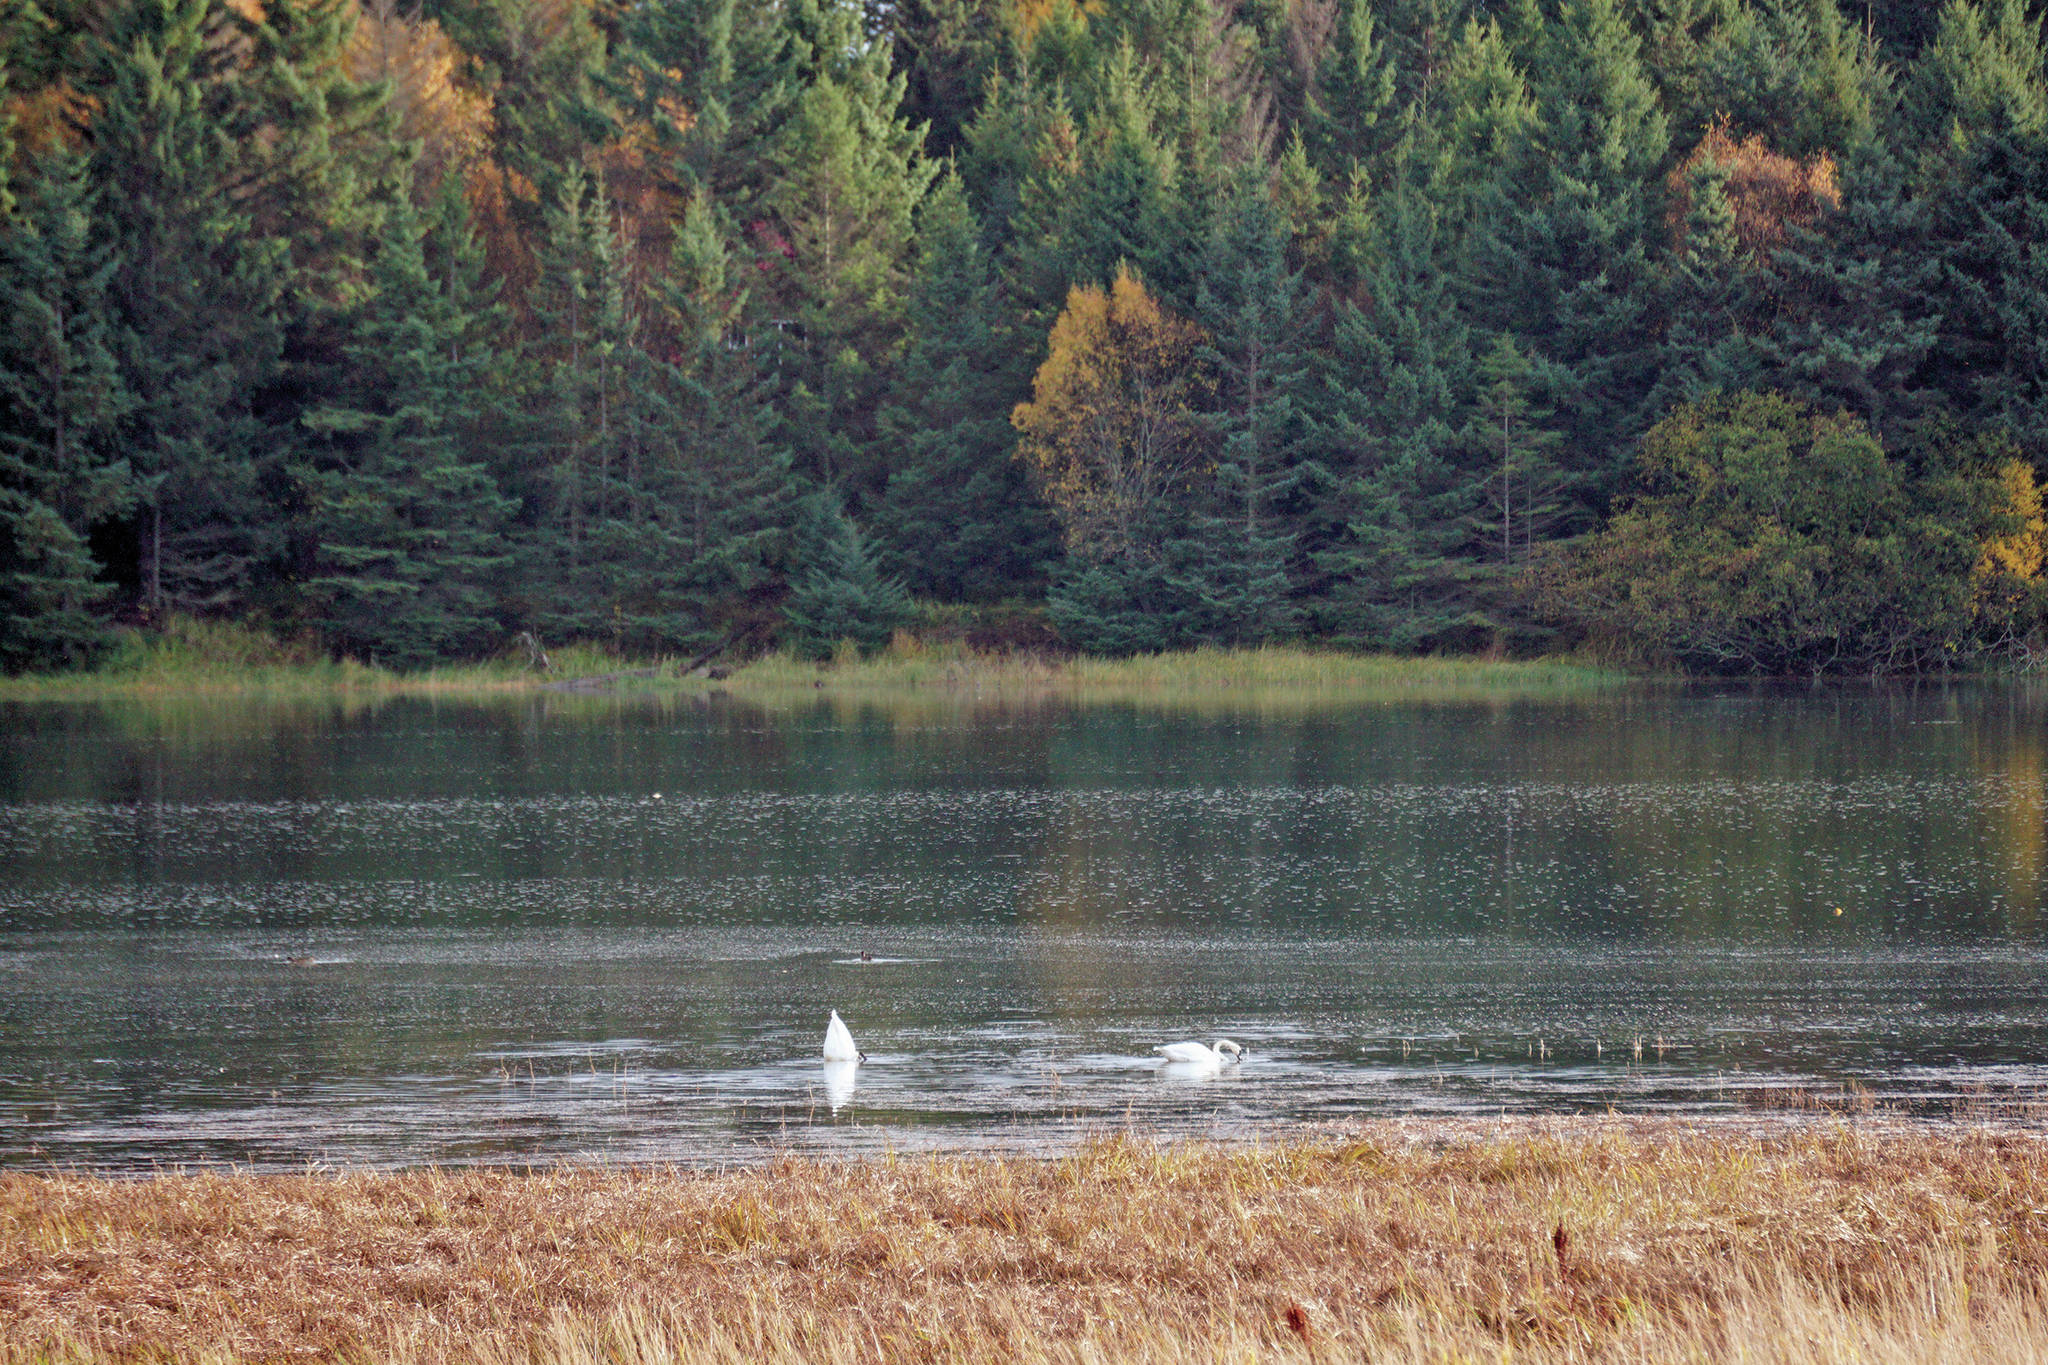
[4,1121,2046,1363]
[0,618,1626,706]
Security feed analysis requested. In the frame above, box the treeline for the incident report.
[2,0,2048,675]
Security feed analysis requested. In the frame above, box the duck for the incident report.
[823,1010,868,1064]
[1154,1039,1246,1071]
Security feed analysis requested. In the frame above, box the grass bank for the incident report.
[5,1121,2045,1363]
[0,618,1628,704]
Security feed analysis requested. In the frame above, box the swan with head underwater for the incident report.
[823,1010,867,1064]
[1154,1038,1246,1072]
[820,1010,865,1113]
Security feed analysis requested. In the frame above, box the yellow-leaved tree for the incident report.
[1011,264,1208,563]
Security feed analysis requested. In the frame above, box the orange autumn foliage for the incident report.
[1667,120,1840,259]
[349,0,495,193]
[1009,0,1103,48]
[1012,265,1209,560]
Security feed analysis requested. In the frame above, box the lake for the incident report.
[2,682,2045,1170]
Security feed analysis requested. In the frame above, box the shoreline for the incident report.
[6,1118,2046,1362]
[0,641,1635,705]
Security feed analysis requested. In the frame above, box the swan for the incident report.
[1154,1039,1246,1070]
[823,1010,867,1064]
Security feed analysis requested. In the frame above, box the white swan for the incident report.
[1154,1039,1246,1071]
[823,1010,867,1064]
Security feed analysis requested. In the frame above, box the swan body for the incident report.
[823,1010,867,1063]
[1154,1039,1246,1070]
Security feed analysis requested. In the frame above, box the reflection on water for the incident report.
[1,683,2046,1169]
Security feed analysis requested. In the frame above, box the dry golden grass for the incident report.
[4,1121,2047,1363]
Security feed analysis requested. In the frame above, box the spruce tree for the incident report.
[649,196,797,649]
[1008,40,1196,313]
[1901,0,2048,185]
[1928,125,2048,470]
[763,0,938,496]
[1174,166,1313,644]
[1315,153,1490,650]
[782,487,912,658]
[1299,0,1397,179]
[0,150,136,669]
[300,175,515,666]
[1758,141,1943,446]
[518,163,647,646]
[874,172,1058,602]
[1694,0,1885,157]
[87,0,291,621]
[1463,0,1669,524]
[1649,149,1766,415]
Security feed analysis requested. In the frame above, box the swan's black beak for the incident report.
[858,1050,869,1063]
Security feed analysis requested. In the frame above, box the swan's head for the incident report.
[1214,1040,1246,1062]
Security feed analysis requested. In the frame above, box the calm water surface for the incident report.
[2,684,2045,1169]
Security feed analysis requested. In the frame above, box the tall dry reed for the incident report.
[4,1120,2046,1362]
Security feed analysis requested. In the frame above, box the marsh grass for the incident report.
[4,1122,2046,1363]
[0,624,1627,709]
[724,641,1626,706]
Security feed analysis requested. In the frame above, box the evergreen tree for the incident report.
[1901,0,2047,185]
[874,172,1057,602]
[1757,141,1943,446]
[300,175,515,666]
[1297,0,1397,178]
[1008,40,1198,313]
[1464,0,1669,522]
[782,486,912,657]
[636,193,796,650]
[0,150,136,669]
[1694,0,1885,157]
[763,0,939,494]
[884,0,1007,161]
[518,161,638,641]
[1928,125,2048,470]
[87,0,293,620]
[1174,166,1314,644]
[608,0,795,209]
[1316,153,1490,650]
[1423,16,1539,236]
[1649,148,1766,414]
[1466,334,1570,578]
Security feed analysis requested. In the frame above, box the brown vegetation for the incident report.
[1667,119,1841,258]
[4,1120,2048,1362]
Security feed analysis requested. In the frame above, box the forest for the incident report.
[3,0,2048,675]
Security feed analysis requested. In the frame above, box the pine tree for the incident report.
[299,175,515,666]
[874,172,1058,603]
[0,150,137,669]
